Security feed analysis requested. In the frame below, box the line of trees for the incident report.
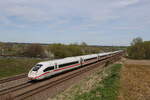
[0,42,125,59]
[46,43,101,59]
[127,37,150,59]
[0,42,102,59]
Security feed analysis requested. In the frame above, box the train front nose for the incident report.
[28,71,37,80]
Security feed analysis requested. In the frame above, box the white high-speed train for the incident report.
[28,50,123,80]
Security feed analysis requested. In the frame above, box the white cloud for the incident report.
[0,0,149,30]
[114,0,140,8]
[0,0,149,45]
[0,0,122,23]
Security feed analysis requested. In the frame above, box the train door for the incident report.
[53,63,58,74]
[97,55,100,61]
[80,58,83,66]
[55,63,57,69]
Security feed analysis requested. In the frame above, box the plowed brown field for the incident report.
[118,59,150,100]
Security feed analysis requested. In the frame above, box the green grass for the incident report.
[74,64,122,100]
[0,58,43,79]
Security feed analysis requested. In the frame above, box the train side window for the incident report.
[59,61,78,68]
[84,57,97,61]
[43,66,54,72]
[100,55,106,58]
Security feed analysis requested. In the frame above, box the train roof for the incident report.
[98,52,108,56]
[38,57,80,66]
[76,54,97,59]
[36,50,123,66]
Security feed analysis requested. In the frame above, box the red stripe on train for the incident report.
[34,63,81,79]
[34,58,98,79]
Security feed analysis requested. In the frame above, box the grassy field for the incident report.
[118,59,150,100]
[50,63,122,100]
[0,58,43,79]
[74,64,122,100]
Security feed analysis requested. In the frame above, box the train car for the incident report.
[28,57,81,80]
[98,52,109,60]
[28,51,123,80]
[83,54,98,65]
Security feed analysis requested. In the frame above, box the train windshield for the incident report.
[32,64,43,71]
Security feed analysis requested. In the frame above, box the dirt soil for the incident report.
[118,59,150,100]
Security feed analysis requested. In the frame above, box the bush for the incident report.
[46,44,83,58]
[127,37,150,59]
[23,44,46,58]
[46,43,102,59]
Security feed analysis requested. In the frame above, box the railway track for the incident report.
[0,74,27,84]
[0,53,124,100]
[16,61,108,100]
[0,81,32,96]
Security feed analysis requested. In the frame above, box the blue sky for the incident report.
[0,0,150,46]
